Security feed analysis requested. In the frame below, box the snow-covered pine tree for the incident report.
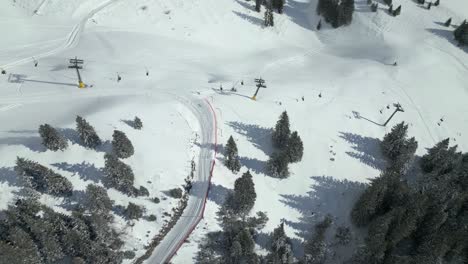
[264,5,274,27]
[434,0,439,6]
[224,136,241,173]
[125,202,143,220]
[393,5,401,16]
[84,184,113,215]
[39,124,68,151]
[381,122,416,163]
[444,17,452,27]
[454,20,468,45]
[76,116,101,149]
[287,131,304,163]
[133,116,143,130]
[103,153,136,195]
[255,0,262,12]
[266,151,290,178]
[267,222,294,264]
[272,111,291,149]
[15,157,73,196]
[420,138,462,175]
[231,171,257,218]
[112,130,134,159]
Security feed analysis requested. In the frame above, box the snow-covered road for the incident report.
[143,95,217,264]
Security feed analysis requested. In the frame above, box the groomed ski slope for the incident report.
[0,0,467,263]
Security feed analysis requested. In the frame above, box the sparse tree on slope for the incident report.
[112,130,134,158]
[273,0,285,13]
[133,116,143,130]
[231,171,257,218]
[381,122,418,173]
[272,111,291,149]
[267,222,294,264]
[76,116,101,149]
[103,153,135,195]
[225,136,241,173]
[39,124,68,151]
[444,17,452,27]
[287,131,304,163]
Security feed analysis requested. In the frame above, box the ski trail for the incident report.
[33,0,49,15]
[0,103,22,112]
[0,0,122,70]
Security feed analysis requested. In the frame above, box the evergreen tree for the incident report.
[371,3,378,12]
[392,5,401,16]
[103,153,136,195]
[454,20,468,45]
[303,215,332,264]
[286,131,304,163]
[444,17,452,27]
[272,111,291,149]
[267,222,294,264]
[264,4,274,27]
[133,116,143,130]
[76,116,101,149]
[317,19,322,30]
[384,0,392,6]
[266,151,290,178]
[421,138,462,175]
[39,123,68,151]
[273,0,285,13]
[224,136,241,173]
[434,0,439,6]
[388,4,393,14]
[231,171,256,218]
[15,157,73,196]
[112,130,134,159]
[125,202,143,220]
[381,122,417,171]
[84,184,113,215]
[365,212,393,261]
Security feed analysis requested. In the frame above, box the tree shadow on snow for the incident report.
[426,28,468,53]
[0,167,20,187]
[0,133,47,152]
[280,176,367,241]
[339,132,387,171]
[121,119,136,129]
[195,142,224,154]
[227,121,274,156]
[239,156,267,174]
[232,11,264,27]
[57,128,112,153]
[52,162,104,184]
[207,184,231,206]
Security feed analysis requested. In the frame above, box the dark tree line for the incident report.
[267,111,304,178]
[348,122,468,263]
[316,0,355,28]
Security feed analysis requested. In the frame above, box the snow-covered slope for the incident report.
[1,0,467,262]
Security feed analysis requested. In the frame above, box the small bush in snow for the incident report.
[123,250,136,259]
[39,124,68,151]
[151,197,160,204]
[125,202,144,220]
[112,130,134,159]
[148,214,157,222]
[133,116,143,130]
[137,186,149,197]
[167,188,183,199]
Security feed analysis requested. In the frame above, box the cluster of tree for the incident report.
[103,153,145,196]
[266,111,304,178]
[15,157,73,197]
[0,191,127,263]
[316,0,355,28]
[454,20,468,46]
[196,171,269,263]
[348,122,468,263]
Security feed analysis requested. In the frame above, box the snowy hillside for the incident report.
[1,0,467,263]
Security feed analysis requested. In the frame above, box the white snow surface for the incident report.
[0,0,467,263]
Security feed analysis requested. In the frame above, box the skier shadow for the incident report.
[426,28,468,53]
[339,132,387,171]
[207,183,231,206]
[227,121,274,156]
[57,128,112,153]
[232,11,263,27]
[52,162,104,184]
[280,176,367,256]
[239,156,267,174]
[0,130,47,152]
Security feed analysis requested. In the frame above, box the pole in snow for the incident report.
[68,57,85,88]
[383,103,404,126]
[252,78,267,100]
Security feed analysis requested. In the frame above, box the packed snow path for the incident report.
[144,95,216,264]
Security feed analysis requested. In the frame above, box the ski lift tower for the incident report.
[383,103,405,126]
[252,78,267,101]
[68,57,85,88]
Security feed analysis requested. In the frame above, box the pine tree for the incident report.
[85,184,113,215]
[365,212,393,261]
[389,4,393,14]
[133,116,143,130]
[39,124,68,151]
[112,130,134,159]
[266,151,290,178]
[393,5,401,16]
[286,131,304,163]
[76,116,101,149]
[434,0,439,6]
[267,222,294,264]
[272,111,291,149]
[125,202,143,220]
[371,3,378,12]
[103,153,136,195]
[224,136,241,173]
[303,215,332,264]
[444,17,452,27]
[420,138,462,175]
[384,0,392,6]
[317,19,322,30]
[231,171,256,218]
[273,0,285,13]
[381,122,416,163]
[454,20,468,45]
